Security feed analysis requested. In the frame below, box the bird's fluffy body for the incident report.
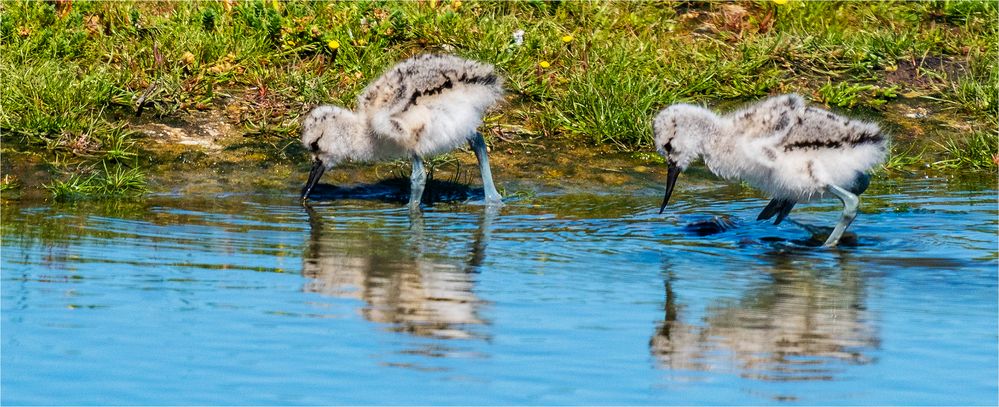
[654,94,887,201]
[301,54,503,166]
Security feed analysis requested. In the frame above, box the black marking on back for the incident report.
[847,129,885,146]
[394,82,407,102]
[310,140,320,152]
[784,128,884,152]
[764,148,777,161]
[406,76,454,109]
[784,139,843,152]
[463,72,497,86]
[775,112,789,131]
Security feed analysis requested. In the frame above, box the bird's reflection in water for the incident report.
[651,253,878,384]
[302,205,494,345]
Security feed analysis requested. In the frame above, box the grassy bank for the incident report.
[1,0,996,199]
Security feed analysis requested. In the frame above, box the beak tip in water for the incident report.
[660,160,680,215]
[301,159,326,202]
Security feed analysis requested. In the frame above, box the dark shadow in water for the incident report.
[305,178,484,205]
[651,254,879,390]
[683,215,863,248]
[682,215,738,237]
[755,233,860,248]
[301,205,495,344]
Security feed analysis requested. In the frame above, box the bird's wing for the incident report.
[726,94,806,140]
[358,54,500,117]
[724,94,809,168]
[357,54,501,143]
[775,107,885,154]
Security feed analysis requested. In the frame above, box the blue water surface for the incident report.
[2,177,996,404]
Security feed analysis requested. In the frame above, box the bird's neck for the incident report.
[326,111,379,162]
[700,120,752,181]
[346,118,380,160]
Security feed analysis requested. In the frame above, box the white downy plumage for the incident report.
[653,94,888,247]
[300,54,504,209]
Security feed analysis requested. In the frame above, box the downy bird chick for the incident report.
[300,54,504,210]
[654,94,888,247]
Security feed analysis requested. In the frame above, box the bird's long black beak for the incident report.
[659,160,681,214]
[301,159,325,200]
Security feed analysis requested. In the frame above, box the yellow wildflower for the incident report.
[772,0,788,4]
[328,39,340,50]
[539,61,551,69]
[561,35,574,43]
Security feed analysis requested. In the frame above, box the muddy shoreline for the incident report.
[1,96,993,203]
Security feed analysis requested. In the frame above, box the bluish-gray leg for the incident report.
[823,184,859,247]
[469,132,502,204]
[409,154,427,211]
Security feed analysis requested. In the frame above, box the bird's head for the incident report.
[652,104,723,213]
[300,105,362,200]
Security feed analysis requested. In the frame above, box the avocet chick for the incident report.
[654,94,888,247]
[300,54,504,210]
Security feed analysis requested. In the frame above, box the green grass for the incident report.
[817,81,900,108]
[881,142,926,173]
[932,130,999,171]
[1,0,997,198]
[44,162,146,201]
[942,48,999,127]
[0,174,20,195]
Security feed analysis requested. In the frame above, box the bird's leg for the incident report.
[409,154,427,211]
[469,132,503,204]
[822,184,860,247]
